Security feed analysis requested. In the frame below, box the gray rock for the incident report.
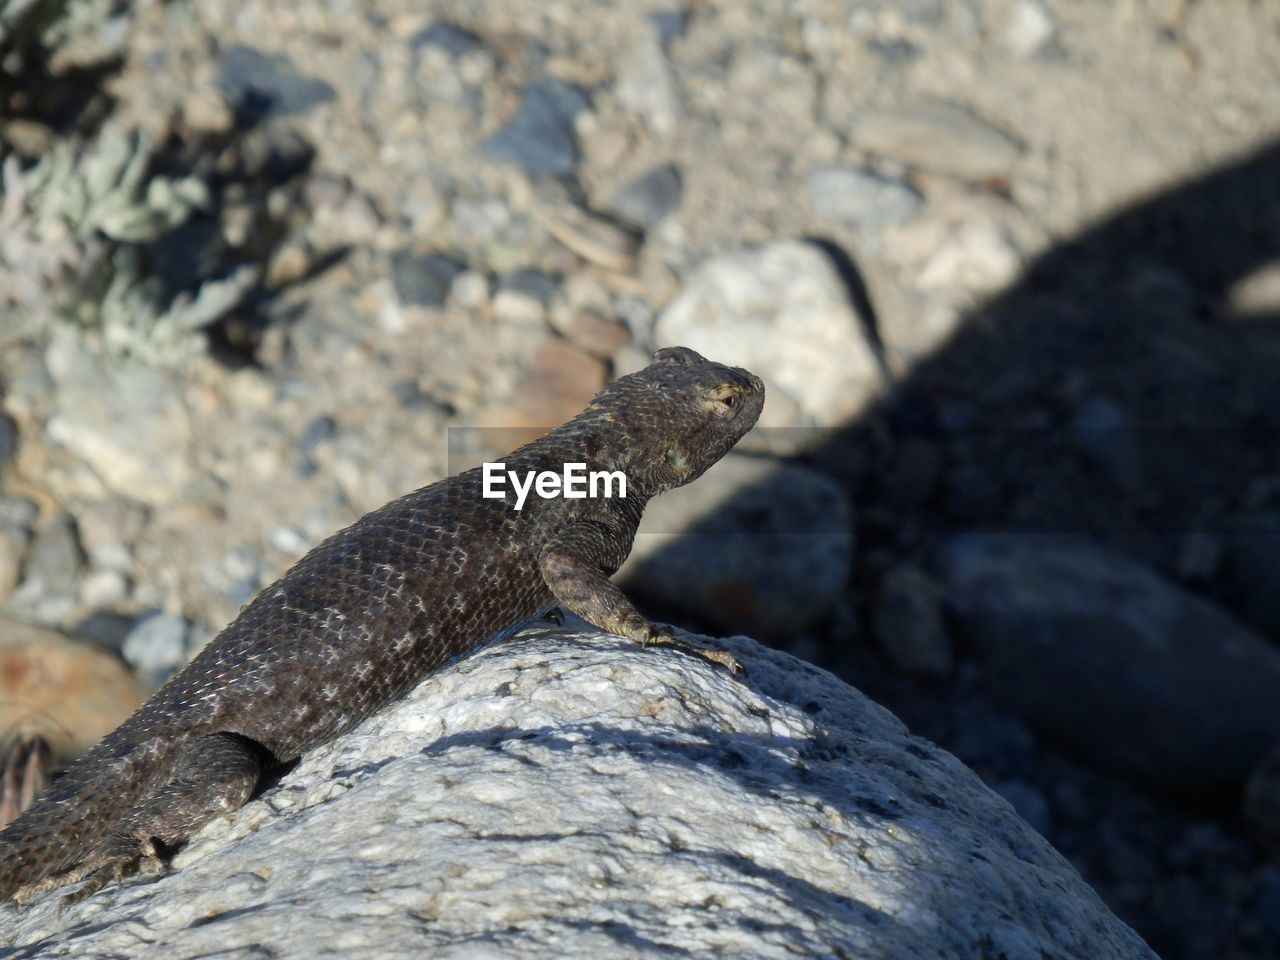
[1003,0,1056,58]
[614,33,682,136]
[807,165,922,229]
[3,623,1156,960]
[45,337,194,506]
[650,9,690,47]
[481,78,591,176]
[607,163,683,228]
[0,497,34,602]
[937,533,1280,795]
[390,251,466,308]
[619,454,852,639]
[655,240,886,440]
[409,22,483,58]
[122,611,193,691]
[0,412,16,466]
[854,102,1023,181]
[218,44,337,119]
[873,564,952,678]
[8,512,83,623]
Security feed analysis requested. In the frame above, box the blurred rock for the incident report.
[531,185,641,273]
[620,455,852,639]
[656,240,885,439]
[123,611,194,690]
[481,78,590,176]
[182,88,236,135]
[1069,396,1142,490]
[475,339,607,449]
[873,564,952,678]
[937,533,1280,795]
[0,497,34,602]
[614,33,682,136]
[550,308,632,359]
[807,165,922,230]
[949,707,1039,781]
[448,270,491,311]
[45,340,194,505]
[8,512,84,623]
[218,44,337,119]
[0,620,143,765]
[918,221,1022,296]
[854,102,1024,181]
[1003,0,1056,58]
[409,22,483,58]
[1243,743,1280,859]
[1223,511,1280,637]
[607,164,683,229]
[390,251,466,308]
[493,269,560,326]
[0,412,17,467]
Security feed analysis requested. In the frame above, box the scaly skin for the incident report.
[0,346,764,905]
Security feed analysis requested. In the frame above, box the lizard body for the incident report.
[0,346,764,904]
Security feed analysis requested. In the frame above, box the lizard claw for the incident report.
[636,622,747,678]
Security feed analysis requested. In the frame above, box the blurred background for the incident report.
[2,0,1280,956]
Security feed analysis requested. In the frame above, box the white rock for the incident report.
[614,33,682,136]
[4,624,1156,959]
[807,165,923,230]
[854,103,1023,181]
[1003,0,1056,58]
[918,221,1022,297]
[656,240,885,436]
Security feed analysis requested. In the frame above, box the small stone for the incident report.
[80,568,129,608]
[1003,0,1056,58]
[474,339,607,448]
[481,78,591,177]
[918,221,1021,296]
[1069,396,1142,489]
[218,44,337,120]
[493,270,560,326]
[607,164,684,229]
[873,565,952,679]
[807,165,923,230]
[614,34,682,136]
[854,102,1024,181]
[550,309,632,360]
[449,270,491,311]
[390,251,466,308]
[122,611,193,690]
[9,513,83,619]
[531,184,642,273]
[620,455,853,639]
[182,88,235,134]
[1229,261,1280,319]
[650,9,689,47]
[0,500,32,602]
[269,525,311,557]
[410,22,483,57]
[266,242,311,289]
[0,412,18,466]
[655,240,885,437]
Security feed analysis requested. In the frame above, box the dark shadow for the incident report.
[637,140,1280,960]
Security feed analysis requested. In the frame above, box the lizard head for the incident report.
[590,346,765,494]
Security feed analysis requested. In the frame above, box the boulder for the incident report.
[3,622,1153,959]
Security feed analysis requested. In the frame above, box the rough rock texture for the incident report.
[2,623,1154,960]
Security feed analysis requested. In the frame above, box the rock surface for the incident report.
[1,623,1155,960]
[937,533,1280,795]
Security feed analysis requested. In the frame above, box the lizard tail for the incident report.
[0,736,154,900]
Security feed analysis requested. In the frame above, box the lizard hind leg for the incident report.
[55,732,270,907]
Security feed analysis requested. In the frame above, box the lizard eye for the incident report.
[708,390,738,418]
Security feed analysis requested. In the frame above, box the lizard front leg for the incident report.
[45,732,269,906]
[538,526,744,676]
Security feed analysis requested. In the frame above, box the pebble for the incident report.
[607,164,684,229]
[481,78,591,176]
[217,44,337,119]
[390,250,467,308]
[873,564,952,679]
[937,533,1280,796]
[123,611,194,690]
[493,269,560,326]
[807,165,923,230]
[80,568,129,608]
[8,512,83,623]
[550,307,632,360]
[1003,0,1057,58]
[0,619,143,764]
[854,102,1024,181]
[656,240,886,437]
[619,455,853,639]
[409,22,483,58]
[614,33,682,136]
[918,221,1022,296]
[474,339,607,449]
[182,88,236,134]
[449,270,491,311]
[0,412,18,466]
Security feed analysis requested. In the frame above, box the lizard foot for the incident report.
[53,836,166,909]
[638,622,748,678]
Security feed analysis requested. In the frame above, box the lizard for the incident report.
[0,345,764,906]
